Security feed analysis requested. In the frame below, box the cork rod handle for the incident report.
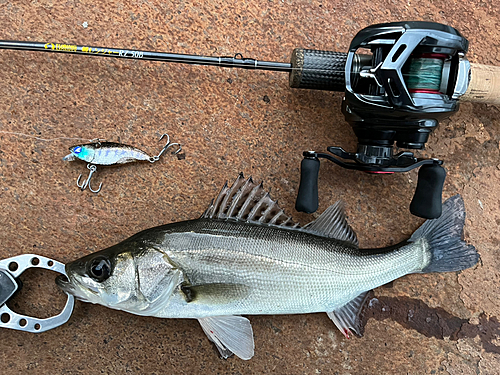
[461,63,500,105]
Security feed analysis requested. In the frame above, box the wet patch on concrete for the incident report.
[361,293,500,354]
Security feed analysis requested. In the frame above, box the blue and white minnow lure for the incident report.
[63,133,182,193]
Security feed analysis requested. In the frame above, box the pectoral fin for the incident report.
[181,283,250,304]
[327,291,370,338]
[198,316,255,360]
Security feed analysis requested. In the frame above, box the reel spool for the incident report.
[296,21,470,219]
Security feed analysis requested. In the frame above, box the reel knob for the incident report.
[295,156,320,213]
[410,163,446,219]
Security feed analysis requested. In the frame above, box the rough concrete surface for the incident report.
[0,1,499,374]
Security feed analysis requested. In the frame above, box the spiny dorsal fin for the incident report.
[201,173,297,228]
[301,201,358,247]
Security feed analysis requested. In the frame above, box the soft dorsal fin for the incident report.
[201,173,298,228]
[301,201,358,247]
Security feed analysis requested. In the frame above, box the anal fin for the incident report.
[327,291,370,338]
[198,316,255,360]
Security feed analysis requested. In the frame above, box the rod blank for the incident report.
[0,40,292,72]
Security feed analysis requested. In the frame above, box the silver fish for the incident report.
[56,174,479,360]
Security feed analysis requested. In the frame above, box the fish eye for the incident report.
[87,256,112,282]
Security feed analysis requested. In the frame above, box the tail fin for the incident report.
[409,195,479,273]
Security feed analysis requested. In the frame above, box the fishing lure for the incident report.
[63,133,182,192]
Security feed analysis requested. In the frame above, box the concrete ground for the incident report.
[0,1,499,374]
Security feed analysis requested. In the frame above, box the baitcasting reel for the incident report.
[294,22,470,219]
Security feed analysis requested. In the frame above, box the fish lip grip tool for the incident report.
[296,21,469,219]
[0,254,74,333]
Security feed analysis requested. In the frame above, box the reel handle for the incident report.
[410,163,447,219]
[295,156,320,213]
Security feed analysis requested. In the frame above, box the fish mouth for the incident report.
[55,274,92,303]
[55,274,76,295]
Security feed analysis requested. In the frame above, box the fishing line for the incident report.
[0,130,92,143]
[403,54,446,93]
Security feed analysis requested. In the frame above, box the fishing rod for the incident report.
[0,40,293,72]
[2,21,499,218]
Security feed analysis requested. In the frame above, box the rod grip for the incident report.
[410,164,446,219]
[289,49,347,91]
[295,157,320,213]
[461,63,500,105]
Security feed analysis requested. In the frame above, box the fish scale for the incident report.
[151,219,426,318]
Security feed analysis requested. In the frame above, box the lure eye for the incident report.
[73,146,82,154]
[88,257,112,282]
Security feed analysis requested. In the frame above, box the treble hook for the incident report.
[149,133,182,163]
[76,164,103,193]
